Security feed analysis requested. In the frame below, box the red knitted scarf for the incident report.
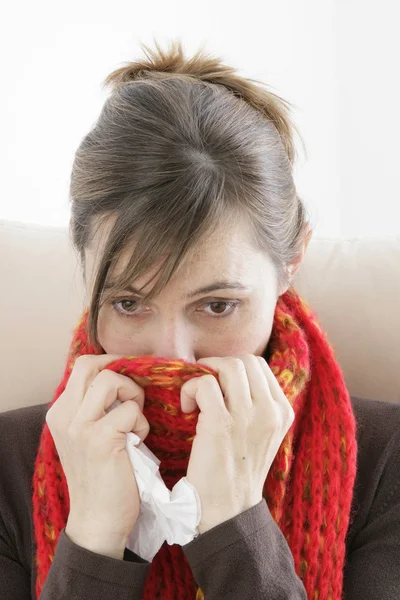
[32,286,357,600]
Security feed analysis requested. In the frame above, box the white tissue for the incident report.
[106,400,201,562]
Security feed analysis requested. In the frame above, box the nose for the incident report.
[147,316,196,364]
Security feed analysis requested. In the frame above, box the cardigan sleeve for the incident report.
[0,518,31,600]
[182,422,400,600]
[342,425,400,599]
[38,529,151,599]
[0,523,151,600]
[182,498,308,599]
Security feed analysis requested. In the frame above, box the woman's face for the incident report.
[84,216,293,363]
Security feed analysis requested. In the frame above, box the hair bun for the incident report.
[103,38,226,92]
[102,38,304,164]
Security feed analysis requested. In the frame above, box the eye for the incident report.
[110,298,240,319]
[202,301,239,317]
[112,299,141,317]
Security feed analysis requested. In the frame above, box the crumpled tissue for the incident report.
[106,400,202,562]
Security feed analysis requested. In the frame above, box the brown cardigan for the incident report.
[0,395,399,599]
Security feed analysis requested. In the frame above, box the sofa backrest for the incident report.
[1,218,399,412]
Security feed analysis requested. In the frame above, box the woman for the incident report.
[0,39,399,600]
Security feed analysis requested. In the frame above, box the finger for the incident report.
[180,373,229,419]
[99,399,150,442]
[255,356,296,414]
[236,354,273,411]
[196,357,253,414]
[62,354,127,416]
[75,369,145,424]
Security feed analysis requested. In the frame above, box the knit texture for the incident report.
[32,286,357,600]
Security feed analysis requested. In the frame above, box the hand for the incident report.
[180,355,295,534]
[45,354,150,558]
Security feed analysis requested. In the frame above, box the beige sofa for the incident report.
[1,218,399,413]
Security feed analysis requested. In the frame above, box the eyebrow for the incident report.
[103,280,251,298]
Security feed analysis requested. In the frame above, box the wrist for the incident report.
[199,497,262,534]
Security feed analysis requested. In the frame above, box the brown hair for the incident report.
[68,38,313,350]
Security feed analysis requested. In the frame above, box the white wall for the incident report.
[1,0,399,237]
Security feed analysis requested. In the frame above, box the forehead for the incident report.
[84,213,272,289]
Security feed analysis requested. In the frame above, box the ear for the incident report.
[278,224,313,296]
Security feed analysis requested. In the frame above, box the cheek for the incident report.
[96,301,274,357]
[96,308,133,354]
[199,310,273,357]
[234,309,274,356]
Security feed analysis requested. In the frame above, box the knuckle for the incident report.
[116,400,147,432]
[286,405,295,422]
[269,409,285,430]
[228,357,246,369]
[241,353,258,364]
[45,403,61,431]
[73,354,110,376]
[88,369,119,395]
[125,399,141,414]
[267,411,279,429]
[276,405,294,430]
[202,374,219,388]
[247,354,260,364]
[93,368,114,383]
[73,354,94,369]
[45,407,55,428]
[279,396,295,423]
[95,369,143,395]
[203,375,225,399]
